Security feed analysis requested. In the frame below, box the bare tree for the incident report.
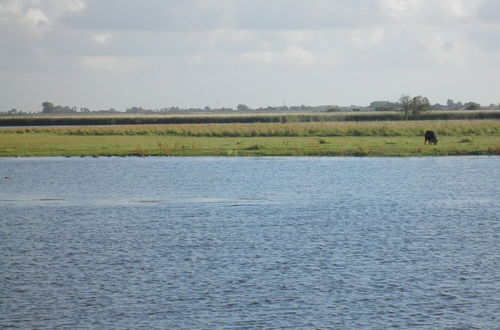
[399,94,411,120]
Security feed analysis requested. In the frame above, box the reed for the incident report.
[1,111,500,126]
[2,120,499,137]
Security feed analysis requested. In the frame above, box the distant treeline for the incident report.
[3,98,499,115]
[1,111,500,126]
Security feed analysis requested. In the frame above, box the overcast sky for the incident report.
[1,0,499,111]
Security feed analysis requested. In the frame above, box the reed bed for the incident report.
[1,111,500,126]
[2,120,499,137]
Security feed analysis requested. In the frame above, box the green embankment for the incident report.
[1,120,499,157]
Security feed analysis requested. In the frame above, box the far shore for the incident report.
[1,119,499,157]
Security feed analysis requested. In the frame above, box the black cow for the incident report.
[424,130,438,145]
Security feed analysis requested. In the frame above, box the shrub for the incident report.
[459,137,473,143]
[245,144,265,150]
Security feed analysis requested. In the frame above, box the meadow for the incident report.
[1,120,499,157]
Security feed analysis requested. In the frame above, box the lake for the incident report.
[1,156,499,329]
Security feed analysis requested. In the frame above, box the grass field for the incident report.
[1,120,499,157]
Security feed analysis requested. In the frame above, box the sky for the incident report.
[1,0,499,111]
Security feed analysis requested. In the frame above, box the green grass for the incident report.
[1,120,498,157]
[1,132,499,157]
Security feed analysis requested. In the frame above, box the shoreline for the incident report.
[1,136,498,157]
[2,154,499,159]
[1,121,498,157]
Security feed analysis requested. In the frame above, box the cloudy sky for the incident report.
[1,0,499,111]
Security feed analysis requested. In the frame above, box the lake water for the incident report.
[1,156,499,329]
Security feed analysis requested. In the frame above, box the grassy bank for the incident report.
[1,110,500,126]
[1,120,499,157]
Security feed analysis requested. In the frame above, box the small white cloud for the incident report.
[323,55,338,68]
[420,30,470,67]
[240,46,316,67]
[41,0,86,16]
[379,0,421,20]
[0,0,22,23]
[281,46,316,67]
[441,0,481,20]
[25,8,50,26]
[240,50,276,65]
[188,54,207,66]
[351,28,384,49]
[278,31,308,43]
[0,0,86,37]
[64,0,86,13]
[210,29,254,41]
[81,56,140,72]
[92,32,113,44]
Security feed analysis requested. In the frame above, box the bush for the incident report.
[459,137,473,143]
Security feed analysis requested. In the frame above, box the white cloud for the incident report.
[37,0,86,17]
[278,31,309,43]
[350,28,385,49]
[322,54,338,68]
[240,46,318,68]
[81,56,141,72]
[281,47,316,67]
[379,0,422,20]
[0,0,22,23]
[378,0,485,24]
[420,30,470,67]
[25,8,50,26]
[240,50,276,65]
[92,32,113,44]
[61,0,86,13]
[0,0,86,36]
[442,0,481,20]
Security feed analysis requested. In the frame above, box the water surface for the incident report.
[1,157,499,328]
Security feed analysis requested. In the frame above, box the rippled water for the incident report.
[1,157,499,329]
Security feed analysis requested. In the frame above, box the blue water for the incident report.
[1,157,499,329]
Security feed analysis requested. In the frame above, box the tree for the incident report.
[370,100,399,111]
[409,95,430,115]
[326,106,341,112]
[399,94,412,120]
[464,102,481,110]
[237,104,250,111]
[399,94,430,119]
[42,102,55,114]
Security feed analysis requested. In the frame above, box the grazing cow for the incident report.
[424,130,438,145]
